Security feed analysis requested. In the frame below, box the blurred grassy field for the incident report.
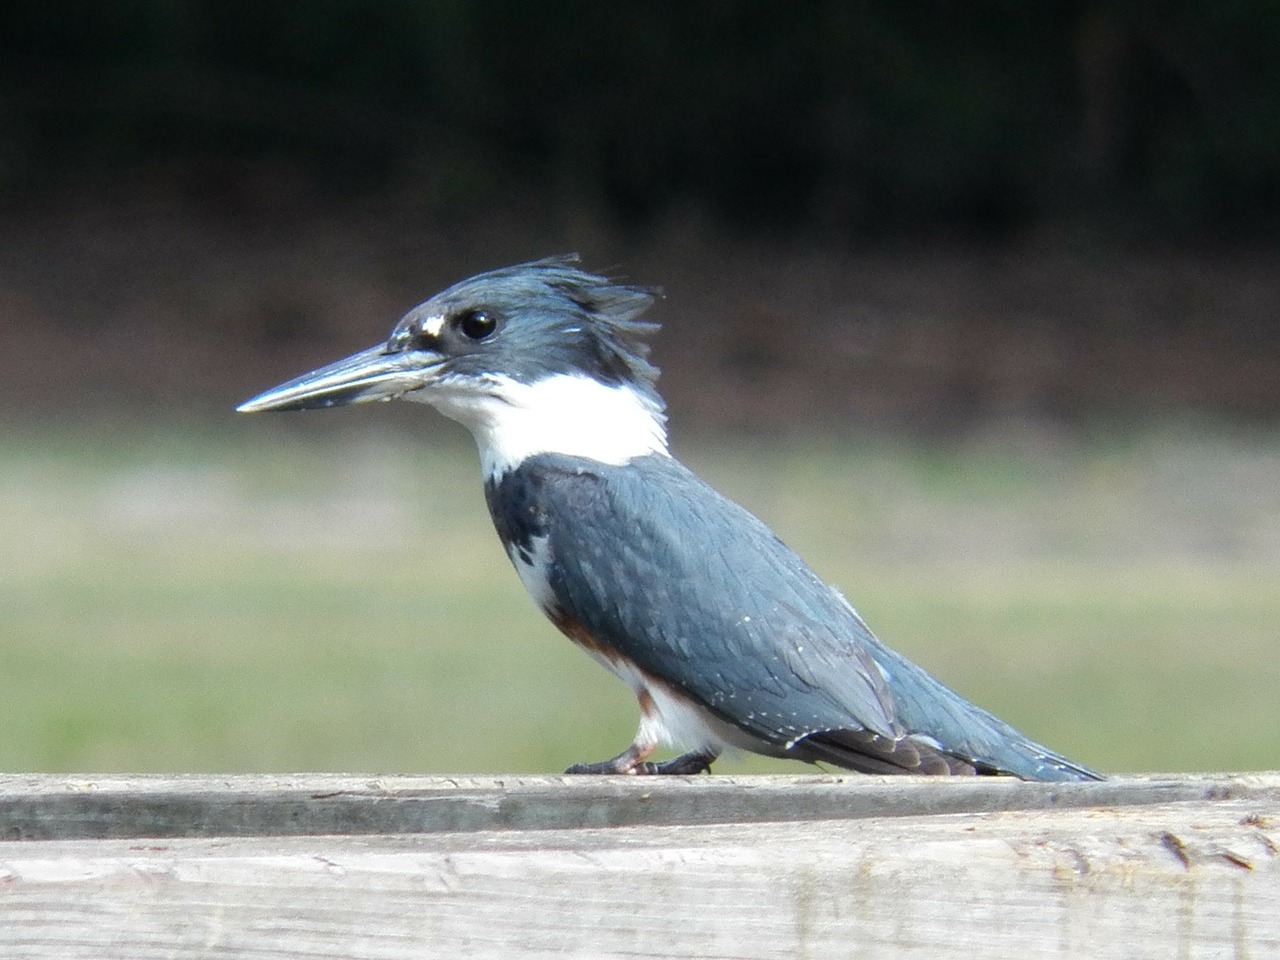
[2,415,1277,775]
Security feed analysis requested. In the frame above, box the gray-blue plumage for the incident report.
[487,451,1097,781]
[238,254,1101,781]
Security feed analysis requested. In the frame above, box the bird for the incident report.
[238,255,1100,781]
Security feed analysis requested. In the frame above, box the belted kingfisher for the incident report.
[238,255,1100,781]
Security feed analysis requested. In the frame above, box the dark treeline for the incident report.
[4,2,1278,241]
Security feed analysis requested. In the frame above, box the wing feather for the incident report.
[509,455,901,746]
[488,453,1102,781]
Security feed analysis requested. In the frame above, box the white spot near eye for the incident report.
[420,314,446,338]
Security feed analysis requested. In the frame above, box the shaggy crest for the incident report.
[410,254,665,407]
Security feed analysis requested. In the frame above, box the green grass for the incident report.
[2,417,1277,774]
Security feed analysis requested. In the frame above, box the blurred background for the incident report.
[1,2,1277,775]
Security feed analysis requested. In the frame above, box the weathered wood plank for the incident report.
[2,772,1277,840]
[0,789,1277,960]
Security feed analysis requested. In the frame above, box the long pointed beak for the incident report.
[236,343,441,413]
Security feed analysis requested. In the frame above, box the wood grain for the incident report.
[1,771,1274,840]
[1,774,1277,959]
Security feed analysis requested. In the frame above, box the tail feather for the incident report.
[860,640,1104,782]
[792,726,1102,781]
[793,728,978,776]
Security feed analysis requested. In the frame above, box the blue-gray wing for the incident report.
[489,454,900,743]
[488,453,1099,781]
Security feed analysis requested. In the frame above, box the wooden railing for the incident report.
[2,773,1277,958]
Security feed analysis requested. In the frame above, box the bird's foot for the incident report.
[565,748,718,776]
[565,742,651,775]
[634,750,719,776]
[565,757,634,775]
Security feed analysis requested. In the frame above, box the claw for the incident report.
[565,742,654,775]
[640,750,719,775]
[566,748,719,776]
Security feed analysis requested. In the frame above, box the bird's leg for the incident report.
[564,691,719,774]
[634,749,720,776]
[564,740,655,775]
[565,746,720,776]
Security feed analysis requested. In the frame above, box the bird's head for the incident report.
[237,256,669,477]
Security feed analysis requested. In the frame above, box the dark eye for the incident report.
[456,309,498,341]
